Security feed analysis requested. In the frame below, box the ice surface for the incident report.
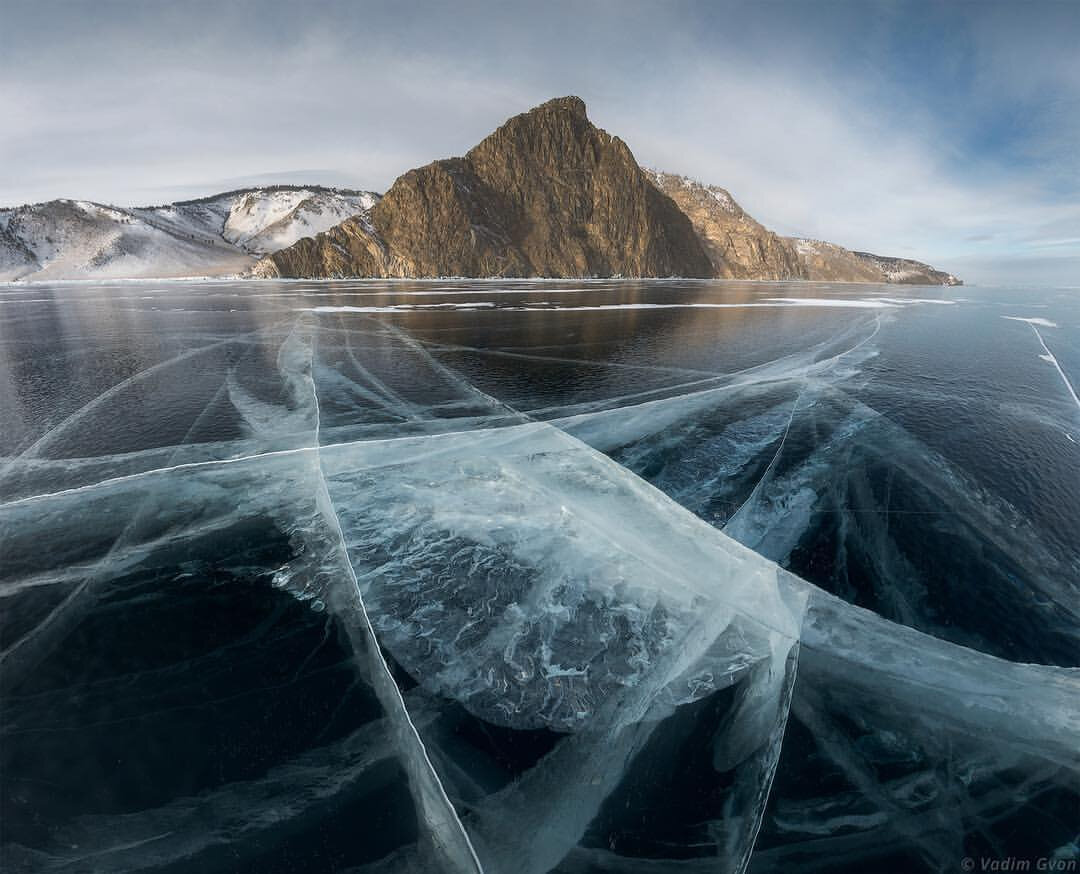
[2,289,1077,873]
[303,300,907,313]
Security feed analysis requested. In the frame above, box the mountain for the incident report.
[257,100,958,285]
[3,97,960,285]
[650,171,961,286]
[0,186,377,281]
[254,97,713,279]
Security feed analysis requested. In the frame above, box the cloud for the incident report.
[1,0,1077,282]
[946,253,1080,287]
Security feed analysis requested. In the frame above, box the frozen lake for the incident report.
[1,279,1078,873]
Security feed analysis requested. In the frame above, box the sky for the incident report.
[1,0,1078,285]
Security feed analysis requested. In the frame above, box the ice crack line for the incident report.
[0,320,294,488]
[0,377,236,689]
[305,321,485,874]
[725,385,806,532]
[1,315,883,510]
[1029,323,1080,412]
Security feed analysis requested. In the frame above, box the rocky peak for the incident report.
[258,97,714,279]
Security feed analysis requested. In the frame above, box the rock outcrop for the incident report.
[786,238,883,283]
[851,250,963,286]
[0,222,39,277]
[645,170,803,280]
[256,97,714,279]
[785,239,961,285]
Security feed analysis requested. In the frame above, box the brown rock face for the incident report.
[259,97,713,279]
[786,238,882,282]
[644,171,961,286]
[645,170,803,280]
[250,216,399,279]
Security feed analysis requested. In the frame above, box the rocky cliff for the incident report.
[649,171,961,286]
[256,97,713,279]
[645,170,803,280]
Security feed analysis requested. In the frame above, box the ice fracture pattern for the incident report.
[1,281,1077,873]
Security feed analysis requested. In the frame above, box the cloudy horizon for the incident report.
[2,0,1078,284]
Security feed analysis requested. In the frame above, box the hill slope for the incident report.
[0,187,377,281]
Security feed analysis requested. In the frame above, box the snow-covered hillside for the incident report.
[221,188,375,254]
[0,186,378,281]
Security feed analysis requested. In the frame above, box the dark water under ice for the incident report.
[0,280,1077,873]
